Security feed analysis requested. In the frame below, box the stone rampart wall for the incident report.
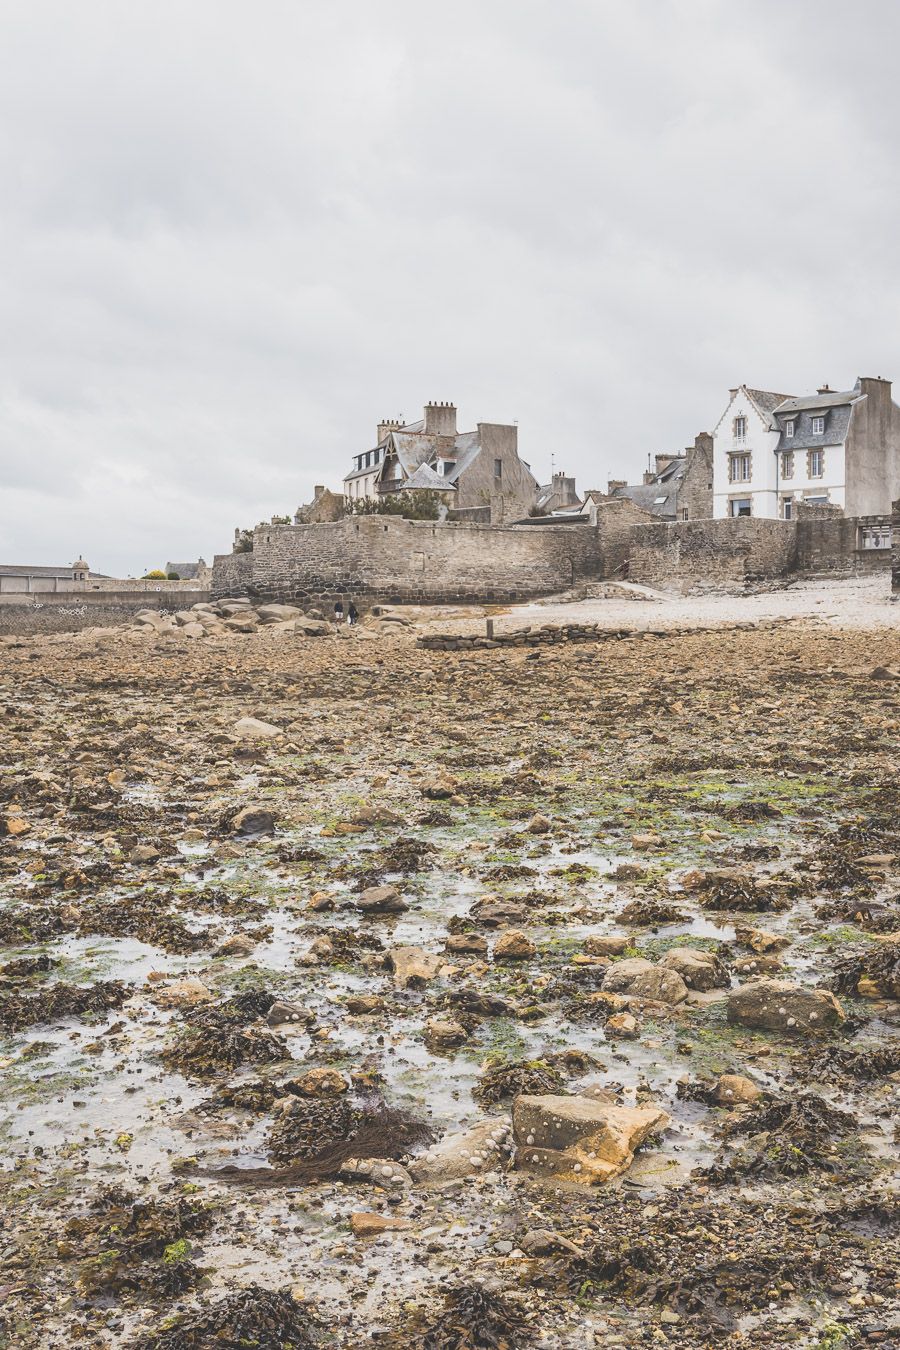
[211,512,638,606]
[893,500,900,596]
[0,590,210,636]
[628,518,796,590]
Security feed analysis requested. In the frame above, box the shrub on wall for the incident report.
[345,491,442,521]
[143,569,167,579]
[166,571,180,580]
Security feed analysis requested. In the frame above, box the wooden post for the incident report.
[486,619,494,639]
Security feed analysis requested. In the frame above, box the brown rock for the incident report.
[151,977,213,1009]
[605,1011,640,1039]
[513,1094,670,1184]
[584,934,630,957]
[713,1073,761,1105]
[526,814,552,834]
[601,957,688,1005]
[727,979,845,1034]
[658,947,729,991]
[493,929,536,961]
[357,885,408,915]
[231,806,277,835]
[349,1212,412,1237]
[387,946,442,988]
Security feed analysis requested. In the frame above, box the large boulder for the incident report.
[387,946,442,988]
[295,617,332,637]
[658,947,729,991]
[230,806,277,835]
[357,885,409,915]
[409,1119,512,1185]
[257,603,302,623]
[233,716,283,740]
[601,957,688,1005]
[513,1093,670,1185]
[727,979,845,1034]
[224,612,258,633]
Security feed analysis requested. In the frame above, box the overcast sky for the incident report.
[2,0,899,574]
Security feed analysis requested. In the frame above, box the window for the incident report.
[781,496,793,520]
[730,498,752,517]
[680,507,689,521]
[728,452,751,482]
[811,415,825,435]
[733,415,747,442]
[494,458,502,478]
[784,420,795,439]
[439,459,456,477]
[781,451,794,479]
[860,525,891,549]
[808,448,824,477]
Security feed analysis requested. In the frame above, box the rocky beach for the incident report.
[1,598,899,1348]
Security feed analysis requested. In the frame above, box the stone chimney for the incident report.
[607,478,627,493]
[313,484,324,498]
[424,401,457,437]
[377,418,402,443]
[817,383,832,395]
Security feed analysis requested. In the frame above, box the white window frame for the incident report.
[811,415,825,435]
[784,420,795,439]
[729,497,752,517]
[728,452,752,483]
[733,415,747,444]
[781,451,794,480]
[808,448,825,478]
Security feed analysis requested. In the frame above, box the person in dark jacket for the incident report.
[333,600,343,625]
[347,602,359,625]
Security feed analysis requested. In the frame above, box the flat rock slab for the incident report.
[727,978,845,1033]
[513,1093,671,1185]
[409,1119,512,1185]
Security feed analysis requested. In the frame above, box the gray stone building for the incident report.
[604,434,713,522]
[343,402,539,523]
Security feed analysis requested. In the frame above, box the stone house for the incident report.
[604,435,712,522]
[712,378,900,521]
[343,402,539,523]
[295,486,345,524]
[535,472,580,514]
[164,558,211,582]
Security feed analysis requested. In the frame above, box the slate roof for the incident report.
[746,388,795,417]
[610,458,686,519]
[0,564,81,578]
[773,401,854,452]
[401,463,456,491]
[164,561,206,579]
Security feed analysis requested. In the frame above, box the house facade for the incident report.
[343,402,539,522]
[712,377,900,520]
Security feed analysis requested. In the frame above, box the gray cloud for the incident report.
[2,0,900,574]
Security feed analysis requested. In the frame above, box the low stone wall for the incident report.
[893,500,900,596]
[211,504,650,607]
[795,514,892,575]
[0,589,210,636]
[629,514,893,590]
[628,518,796,591]
[418,623,630,650]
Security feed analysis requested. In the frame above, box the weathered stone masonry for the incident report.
[893,498,900,596]
[629,513,895,591]
[0,589,210,636]
[211,506,647,606]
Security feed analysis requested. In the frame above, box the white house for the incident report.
[712,378,900,520]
